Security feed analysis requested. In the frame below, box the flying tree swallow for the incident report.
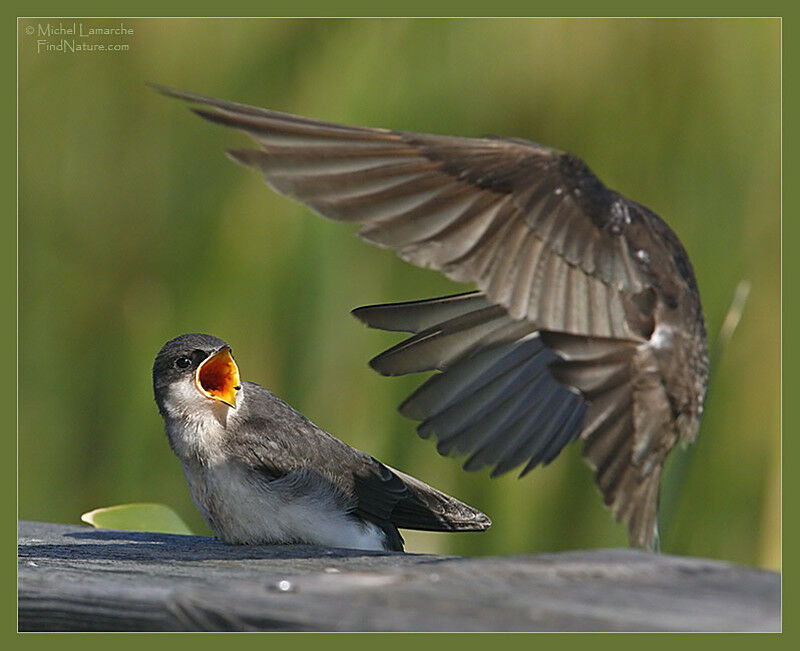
[154,86,709,550]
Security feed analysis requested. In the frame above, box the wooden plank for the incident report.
[17,521,780,632]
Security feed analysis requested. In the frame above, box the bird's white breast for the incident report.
[162,380,389,551]
[185,460,388,551]
[165,412,387,551]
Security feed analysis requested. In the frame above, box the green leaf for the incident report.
[80,503,195,535]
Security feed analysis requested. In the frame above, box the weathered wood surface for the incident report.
[18,521,779,632]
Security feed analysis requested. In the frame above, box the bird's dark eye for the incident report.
[174,356,192,369]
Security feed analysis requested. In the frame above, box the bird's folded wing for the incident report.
[352,459,491,533]
[233,384,489,535]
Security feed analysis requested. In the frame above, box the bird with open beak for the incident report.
[152,333,491,551]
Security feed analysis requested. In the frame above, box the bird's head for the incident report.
[153,333,241,419]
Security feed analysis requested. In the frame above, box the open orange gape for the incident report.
[195,346,241,408]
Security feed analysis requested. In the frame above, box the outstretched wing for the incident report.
[152,85,663,341]
[353,292,673,550]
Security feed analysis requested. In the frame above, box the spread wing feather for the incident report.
[153,85,654,340]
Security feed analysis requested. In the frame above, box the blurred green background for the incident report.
[19,18,780,568]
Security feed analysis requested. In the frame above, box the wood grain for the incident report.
[18,521,779,632]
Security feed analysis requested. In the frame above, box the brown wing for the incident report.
[152,85,661,340]
[155,86,707,549]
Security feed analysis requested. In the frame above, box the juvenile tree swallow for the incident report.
[154,86,709,550]
[153,333,491,551]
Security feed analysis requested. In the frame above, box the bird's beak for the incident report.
[195,346,241,408]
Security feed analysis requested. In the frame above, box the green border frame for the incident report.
[9,2,787,644]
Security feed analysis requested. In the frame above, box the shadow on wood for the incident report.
[18,521,780,632]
